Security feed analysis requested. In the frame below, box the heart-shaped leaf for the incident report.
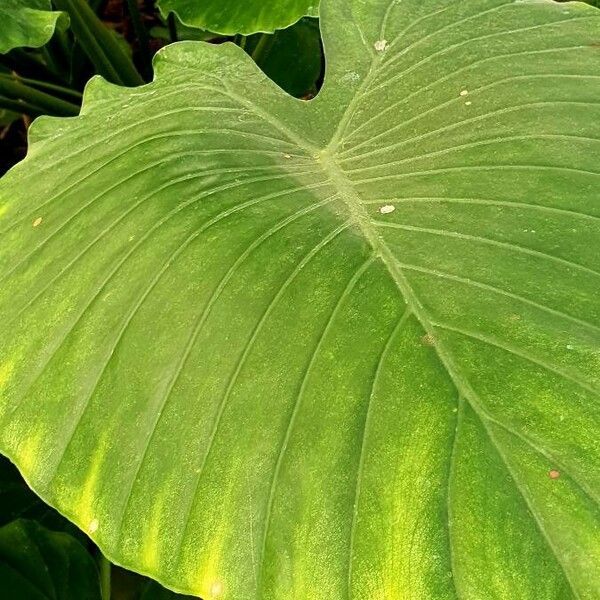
[0,519,101,599]
[1,0,599,598]
[157,0,319,36]
[0,0,67,55]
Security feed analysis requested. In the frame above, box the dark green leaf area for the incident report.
[0,519,101,600]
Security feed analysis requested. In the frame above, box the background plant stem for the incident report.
[0,95,43,117]
[1,50,65,84]
[5,75,82,101]
[99,554,111,600]
[167,13,178,43]
[53,0,144,87]
[251,33,275,65]
[124,0,152,81]
[0,77,79,116]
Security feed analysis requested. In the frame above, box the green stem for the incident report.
[233,34,248,50]
[40,46,69,85]
[0,95,43,117]
[2,74,82,101]
[0,77,79,116]
[53,0,144,87]
[167,13,178,43]
[251,33,275,65]
[45,30,73,78]
[8,48,43,67]
[99,554,111,600]
[1,50,65,84]
[125,0,152,81]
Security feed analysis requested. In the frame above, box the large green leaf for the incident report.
[157,0,319,36]
[0,0,67,55]
[0,519,101,599]
[1,0,599,598]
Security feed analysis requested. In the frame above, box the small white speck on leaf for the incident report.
[340,71,361,85]
[465,101,472,106]
[379,204,395,214]
[566,344,574,350]
[89,519,99,533]
[460,89,469,97]
[32,217,42,227]
[210,581,224,597]
[283,153,291,159]
[374,39,388,52]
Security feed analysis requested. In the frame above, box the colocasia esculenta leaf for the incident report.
[0,519,100,599]
[0,0,599,598]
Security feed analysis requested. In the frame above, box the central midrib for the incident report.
[229,72,580,594]
[318,149,472,398]
[317,149,581,598]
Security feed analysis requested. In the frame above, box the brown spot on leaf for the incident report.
[421,334,435,346]
[548,470,560,480]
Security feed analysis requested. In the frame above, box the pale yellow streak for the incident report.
[141,491,167,571]
[190,519,228,599]
[0,360,14,392]
[76,431,110,535]
[15,425,44,474]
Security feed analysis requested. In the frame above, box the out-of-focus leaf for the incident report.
[0,456,40,526]
[157,0,318,36]
[0,456,88,544]
[0,519,101,599]
[249,18,322,98]
[150,17,219,43]
[0,0,68,55]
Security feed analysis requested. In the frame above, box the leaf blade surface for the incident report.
[0,1,599,598]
